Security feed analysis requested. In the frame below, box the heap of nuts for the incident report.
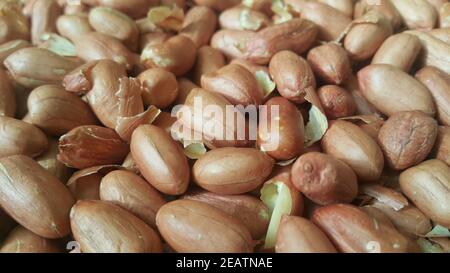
[0,0,450,253]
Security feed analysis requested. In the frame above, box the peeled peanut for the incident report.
[312,204,409,253]
[390,0,437,30]
[219,6,269,31]
[307,43,351,85]
[31,0,62,45]
[156,199,253,253]
[211,29,255,60]
[89,7,139,51]
[292,152,358,205]
[372,33,422,72]
[100,170,166,228]
[70,200,163,253]
[0,226,62,253]
[130,125,190,195]
[138,68,178,109]
[400,160,450,228]
[193,147,274,195]
[244,18,318,64]
[257,97,305,161]
[276,216,337,253]
[416,66,450,126]
[269,50,315,104]
[141,35,196,76]
[56,14,93,43]
[180,6,217,48]
[317,85,356,119]
[4,47,80,89]
[58,125,129,169]
[434,126,450,166]
[0,155,75,238]
[0,68,15,117]
[201,63,263,106]
[193,46,226,85]
[27,85,98,136]
[357,64,436,117]
[378,111,438,170]
[286,0,352,41]
[344,10,393,61]
[183,190,269,239]
[0,116,48,158]
[321,120,384,182]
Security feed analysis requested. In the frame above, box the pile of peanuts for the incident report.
[0,0,449,253]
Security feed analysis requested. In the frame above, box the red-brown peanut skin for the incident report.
[211,29,255,60]
[100,170,167,228]
[27,85,98,136]
[291,152,358,206]
[130,125,190,195]
[137,68,178,109]
[317,85,356,119]
[321,120,384,182]
[312,204,409,253]
[434,126,450,166]
[201,63,263,106]
[400,160,450,228]
[193,0,241,12]
[0,68,15,117]
[156,199,254,253]
[183,190,269,240]
[193,148,274,195]
[275,216,337,253]
[307,43,351,85]
[0,226,62,253]
[0,155,75,239]
[269,51,316,104]
[357,64,436,117]
[180,6,218,48]
[193,46,226,85]
[244,19,318,65]
[257,97,305,161]
[70,200,163,253]
[0,208,15,241]
[0,116,48,158]
[141,35,197,76]
[58,125,130,169]
[416,66,450,126]
[378,111,438,170]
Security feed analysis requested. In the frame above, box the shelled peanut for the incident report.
[0,0,449,254]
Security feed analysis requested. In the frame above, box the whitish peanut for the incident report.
[257,97,305,161]
[0,116,48,158]
[58,125,129,169]
[400,160,450,228]
[156,199,253,253]
[219,6,269,31]
[390,0,438,30]
[292,152,358,205]
[321,120,384,182]
[307,43,351,85]
[4,47,80,89]
[0,155,75,238]
[372,33,422,72]
[440,3,450,28]
[276,216,337,253]
[138,68,178,109]
[193,46,226,85]
[0,226,62,253]
[183,190,269,239]
[100,170,166,228]
[201,63,263,106]
[269,50,315,104]
[378,111,438,170]
[429,28,450,44]
[89,7,139,51]
[244,18,318,64]
[357,64,436,117]
[312,204,409,253]
[193,147,274,195]
[317,85,356,119]
[31,0,62,45]
[416,66,450,126]
[180,6,218,48]
[141,35,196,76]
[27,85,98,136]
[130,125,190,195]
[70,200,163,253]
